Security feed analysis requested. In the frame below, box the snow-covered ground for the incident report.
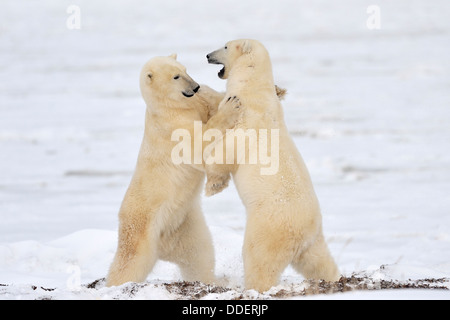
[1,0,449,299]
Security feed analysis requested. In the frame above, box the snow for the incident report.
[1,0,450,299]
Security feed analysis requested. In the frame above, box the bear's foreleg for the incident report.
[203,96,242,196]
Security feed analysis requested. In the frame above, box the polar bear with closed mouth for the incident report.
[205,39,341,292]
[106,54,242,287]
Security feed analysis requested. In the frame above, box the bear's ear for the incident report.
[169,53,177,60]
[242,40,252,54]
[147,73,153,80]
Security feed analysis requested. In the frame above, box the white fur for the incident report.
[106,55,225,287]
[206,40,340,292]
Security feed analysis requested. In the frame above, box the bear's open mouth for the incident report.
[207,57,226,79]
[218,66,225,79]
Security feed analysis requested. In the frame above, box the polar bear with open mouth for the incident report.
[206,39,340,292]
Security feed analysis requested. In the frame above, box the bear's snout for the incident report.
[207,52,220,64]
[206,53,214,63]
[182,83,200,98]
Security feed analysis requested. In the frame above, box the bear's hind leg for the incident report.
[161,204,216,284]
[242,222,292,292]
[106,215,157,287]
[291,233,340,282]
[243,244,291,292]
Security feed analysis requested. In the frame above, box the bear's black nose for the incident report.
[206,54,210,60]
[193,85,200,93]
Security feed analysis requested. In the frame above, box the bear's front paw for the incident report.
[220,96,242,128]
[205,173,230,197]
[225,95,241,110]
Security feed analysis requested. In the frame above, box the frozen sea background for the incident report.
[0,0,449,299]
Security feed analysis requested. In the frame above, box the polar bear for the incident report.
[106,54,241,287]
[205,39,341,291]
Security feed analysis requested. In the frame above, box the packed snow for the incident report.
[0,0,449,299]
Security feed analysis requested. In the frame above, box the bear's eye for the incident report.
[224,46,228,50]
[174,75,180,80]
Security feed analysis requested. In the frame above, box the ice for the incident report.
[1,0,450,299]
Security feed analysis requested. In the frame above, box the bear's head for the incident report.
[206,39,268,79]
[140,54,200,107]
